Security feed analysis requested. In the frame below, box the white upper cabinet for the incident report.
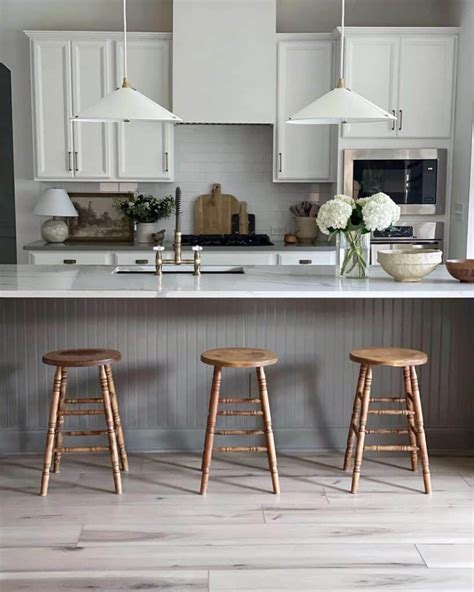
[71,39,113,178]
[115,38,173,180]
[275,37,334,182]
[30,39,74,180]
[342,29,457,140]
[342,36,399,139]
[397,36,456,139]
[27,32,174,182]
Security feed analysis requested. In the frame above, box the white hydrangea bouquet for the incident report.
[317,193,400,278]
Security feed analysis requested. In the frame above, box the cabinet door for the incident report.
[342,36,399,139]
[71,40,113,179]
[115,39,173,181]
[397,36,456,139]
[276,40,333,181]
[31,39,74,180]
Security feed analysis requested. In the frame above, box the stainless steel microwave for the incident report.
[343,149,447,215]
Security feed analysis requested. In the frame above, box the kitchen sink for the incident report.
[113,265,244,274]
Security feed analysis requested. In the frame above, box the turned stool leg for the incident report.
[257,366,280,494]
[40,367,63,496]
[343,364,367,471]
[410,366,432,494]
[53,368,68,474]
[200,366,221,495]
[351,366,372,494]
[403,366,418,471]
[99,365,122,495]
[105,364,128,472]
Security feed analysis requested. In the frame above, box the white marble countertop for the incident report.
[0,264,473,299]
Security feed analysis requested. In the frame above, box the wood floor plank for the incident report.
[416,544,474,568]
[0,543,424,571]
[209,568,474,591]
[0,526,81,548]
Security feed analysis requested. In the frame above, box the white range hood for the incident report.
[173,0,276,124]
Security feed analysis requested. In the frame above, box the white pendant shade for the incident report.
[34,189,78,217]
[288,86,396,125]
[73,84,181,123]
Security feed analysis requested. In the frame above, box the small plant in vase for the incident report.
[317,193,400,278]
[114,193,175,243]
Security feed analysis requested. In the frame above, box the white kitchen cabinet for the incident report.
[397,36,456,139]
[275,36,334,182]
[342,29,457,140]
[71,39,113,179]
[115,38,173,181]
[27,32,174,182]
[30,39,74,180]
[29,252,112,265]
[278,250,335,265]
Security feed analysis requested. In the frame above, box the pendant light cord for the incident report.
[338,0,345,87]
[122,0,129,86]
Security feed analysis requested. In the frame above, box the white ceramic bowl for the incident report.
[377,249,442,282]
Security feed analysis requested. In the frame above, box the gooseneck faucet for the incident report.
[154,187,203,276]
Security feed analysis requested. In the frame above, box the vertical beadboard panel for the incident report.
[0,298,472,451]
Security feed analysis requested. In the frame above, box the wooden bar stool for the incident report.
[343,347,432,494]
[40,348,128,496]
[199,348,280,495]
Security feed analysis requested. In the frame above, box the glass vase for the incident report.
[336,231,370,278]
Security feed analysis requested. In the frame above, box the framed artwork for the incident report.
[67,193,134,242]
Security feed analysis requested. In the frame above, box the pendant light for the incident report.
[287,0,396,125]
[73,0,181,123]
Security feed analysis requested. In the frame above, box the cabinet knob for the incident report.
[398,109,403,131]
[278,152,283,173]
[63,259,77,265]
[135,259,149,264]
[391,110,396,131]
[299,259,312,265]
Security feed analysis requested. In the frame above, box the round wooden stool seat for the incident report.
[201,347,278,368]
[42,348,121,368]
[349,347,428,368]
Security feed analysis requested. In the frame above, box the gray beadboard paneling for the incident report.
[0,299,472,452]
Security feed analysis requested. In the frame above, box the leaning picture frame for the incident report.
[67,193,134,242]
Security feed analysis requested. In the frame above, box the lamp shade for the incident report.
[34,189,78,217]
[73,85,182,123]
[288,87,397,125]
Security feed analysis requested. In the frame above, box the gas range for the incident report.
[181,234,274,247]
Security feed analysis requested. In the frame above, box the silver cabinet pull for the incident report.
[135,259,149,264]
[299,259,312,265]
[165,151,169,172]
[63,259,76,265]
[74,151,79,172]
[391,110,396,131]
[398,109,403,131]
[278,152,282,173]
[67,151,72,172]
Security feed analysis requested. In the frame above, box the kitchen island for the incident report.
[0,264,472,453]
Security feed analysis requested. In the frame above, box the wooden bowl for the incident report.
[446,259,474,283]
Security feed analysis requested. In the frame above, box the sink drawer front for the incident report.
[30,252,112,265]
[278,251,336,265]
[114,252,155,266]
[203,252,278,266]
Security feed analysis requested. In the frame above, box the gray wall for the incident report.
[0,0,460,262]
[0,298,472,453]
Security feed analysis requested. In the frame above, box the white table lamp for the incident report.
[34,189,78,243]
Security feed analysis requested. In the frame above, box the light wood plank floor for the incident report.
[0,452,472,591]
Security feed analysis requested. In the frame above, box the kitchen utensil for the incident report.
[446,259,474,283]
[377,249,442,282]
[194,183,240,234]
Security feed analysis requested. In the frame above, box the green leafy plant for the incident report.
[113,194,175,224]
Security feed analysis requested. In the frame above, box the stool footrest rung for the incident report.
[215,429,265,436]
[217,410,263,416]
[54,446,110,453]
[364,445,419,452]
[214,446,268,453]
[63,409,104,416]
[65,397,103,404]
[63,430,108,437]
[368,409,414,416]
[220,398,261,404]
[366,428,409,435]
[370,397,406,403]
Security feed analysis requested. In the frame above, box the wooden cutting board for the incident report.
[194,184,240,234]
